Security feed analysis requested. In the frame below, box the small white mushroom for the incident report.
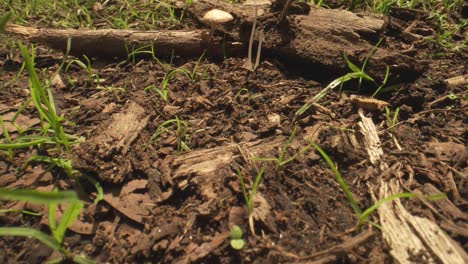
[202,9,234,41]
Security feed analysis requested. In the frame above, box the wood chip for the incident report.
[444,74,468,87]
[350,95,389,111]
[374,180,468,264]
[73,101,149,183]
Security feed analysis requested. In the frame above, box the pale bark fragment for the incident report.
[359,110,467,264]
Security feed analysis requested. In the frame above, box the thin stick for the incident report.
[278,0,293,24]
[247,6,258,70]
[254,30,264,70]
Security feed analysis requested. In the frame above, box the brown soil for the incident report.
[0,3,467,264]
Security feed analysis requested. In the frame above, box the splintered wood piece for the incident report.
[73,101,149,183]
[374,180,468,264]
[350,95,389,111]
[159,137,286,200]
[357,108,386,169]
[444,74,468,87]
[358,109,466,264]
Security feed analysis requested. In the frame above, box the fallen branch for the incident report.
[4,24,243,58]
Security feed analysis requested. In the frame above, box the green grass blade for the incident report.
[279,127,297,163]
[311,142,362,215]
[372,66,390,97]
[80,174,103,204]
[54,201,83,244]
[18,42,49,122]
[250,167,264,198]
[253,157,279,162]
[0,227,61,251]
[236,168,252,214]
[0,188,78,204]
[0,12,11,30]
[24,155,75,177]
[18,41,71,151]
[73,255,95,264]
[295,72,359,116]
[356,192,414,228]
[427,193,447,201]
[0,209,42,216]
[48,199,58,241]
[343,54,361,73]
[0,138,49,150]
[0,117,13,159]
[356,192,446,229]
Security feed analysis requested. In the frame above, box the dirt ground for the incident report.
[0,2,467,263]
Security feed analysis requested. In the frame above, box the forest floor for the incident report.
[0,1,466,263]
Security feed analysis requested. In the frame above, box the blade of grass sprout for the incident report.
[356,192,414,229]
[18,42,71,151]
[0,227,61,251]
[362,38,383,71]
[0,188,78,204]
[51,36,72,83]
[18,43,48,121]
[191,51,206,81]
[392,107,400,127]
[0,209,42,216]
[311,142,362,215]
[344,54,361,73]
[80,174,104,204]
[2,59,25,90]
[24,155,75,177]
[253,127,299,170]
[277,127,297,168]
[154,87,169,102]
[357,38,383,90]
[250,167,264,202]
[254,157,280,162]
[10,98,33,134]
[0,134,56,147]
[296,72,362,116]
[47,257,65,264]
[279,140,315,167]
[0,118,13,159]
[0,12,11,30]
[372,66,390,97]
[0,138,50,150]
[48,198,58,240]
[236,168,252,214]
[427,192,447,201]
[54,201,83,244]
[343,54,376,91]
[73,255,95,264]
[355,192,446,229]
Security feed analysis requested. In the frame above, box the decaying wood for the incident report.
[4,24,243,58]
[357,108,386,170]
[3,0,422,80]
[153,137,284,238]
[72,101,149,183]
[358,108,467,264]
[159,136,286,200]
[374,180,467,264]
